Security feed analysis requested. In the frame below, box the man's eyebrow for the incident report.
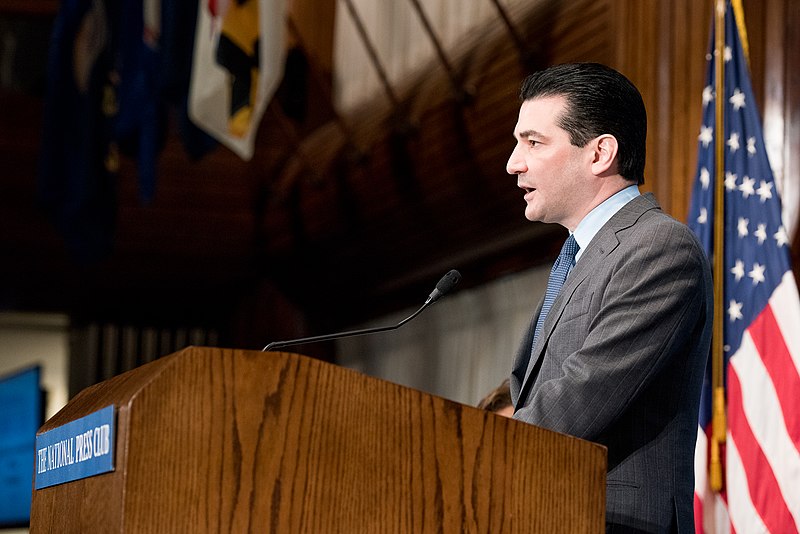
[516,129,546,140]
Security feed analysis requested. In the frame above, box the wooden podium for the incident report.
[31,347,606,533]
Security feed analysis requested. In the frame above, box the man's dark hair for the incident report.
[519,62,647,185]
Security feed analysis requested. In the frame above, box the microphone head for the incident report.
[427,269,461,304]
[436,269,462,294]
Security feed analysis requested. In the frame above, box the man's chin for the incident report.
[524,207,541,222]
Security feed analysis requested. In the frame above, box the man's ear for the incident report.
[590,134,618,176]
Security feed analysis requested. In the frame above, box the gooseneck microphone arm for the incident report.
[262,302,427,351]
[262,269,461,352]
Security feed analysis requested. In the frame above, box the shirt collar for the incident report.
[572,185,640,262]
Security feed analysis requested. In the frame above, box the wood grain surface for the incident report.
[32,347,606,533]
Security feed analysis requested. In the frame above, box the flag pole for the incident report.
[709,0,727,492]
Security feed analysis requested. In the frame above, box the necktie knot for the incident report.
[558,234,579,261]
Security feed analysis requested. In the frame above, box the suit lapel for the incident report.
[518,193,660,399]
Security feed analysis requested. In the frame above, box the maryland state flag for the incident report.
[189,0,287,160]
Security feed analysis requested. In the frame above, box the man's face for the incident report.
[506,95,593,230]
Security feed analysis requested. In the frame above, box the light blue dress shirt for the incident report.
[572,185,641,264]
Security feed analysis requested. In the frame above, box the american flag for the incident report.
[688,1,800,532]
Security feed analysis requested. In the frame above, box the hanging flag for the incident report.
[113,0,164,204]
[159,0,218,161]
[38,0,118,261]
[39,0,227,260]
[688,1,800,532]
[188,0,287,160]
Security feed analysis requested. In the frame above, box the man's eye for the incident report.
[528,139,538,147]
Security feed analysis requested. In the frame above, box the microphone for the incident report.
[262,269,462,351]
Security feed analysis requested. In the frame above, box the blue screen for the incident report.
[0,366,43,527]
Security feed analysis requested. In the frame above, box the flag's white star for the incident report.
[731,259,745,281]
[737,217,749,237]
[756,181,773,202]
[697,207,708,225]
[728,299,743,321]
[774,226,789,247]
[702,86,714,107]
[754,223,767,244]
[730,88,746,110]
[699,126,713,148]
[700,167,710,190]
[747,137,757,155]
[724,46,733,62]
[728,132,741,153]
[725,172,738,191]
[748,263,766,285]
[739,176,756,198]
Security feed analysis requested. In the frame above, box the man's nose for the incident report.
[507,144,526,175]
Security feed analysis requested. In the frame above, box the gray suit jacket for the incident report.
[511,193,713,533]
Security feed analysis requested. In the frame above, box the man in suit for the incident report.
[507,62,713,532]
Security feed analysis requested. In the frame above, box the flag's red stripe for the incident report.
[747,303,800,453]
[695,423,707,534]
[694,492,704,534]
[727,368,798,533]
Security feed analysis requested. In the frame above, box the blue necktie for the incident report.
[531,234,580,349]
